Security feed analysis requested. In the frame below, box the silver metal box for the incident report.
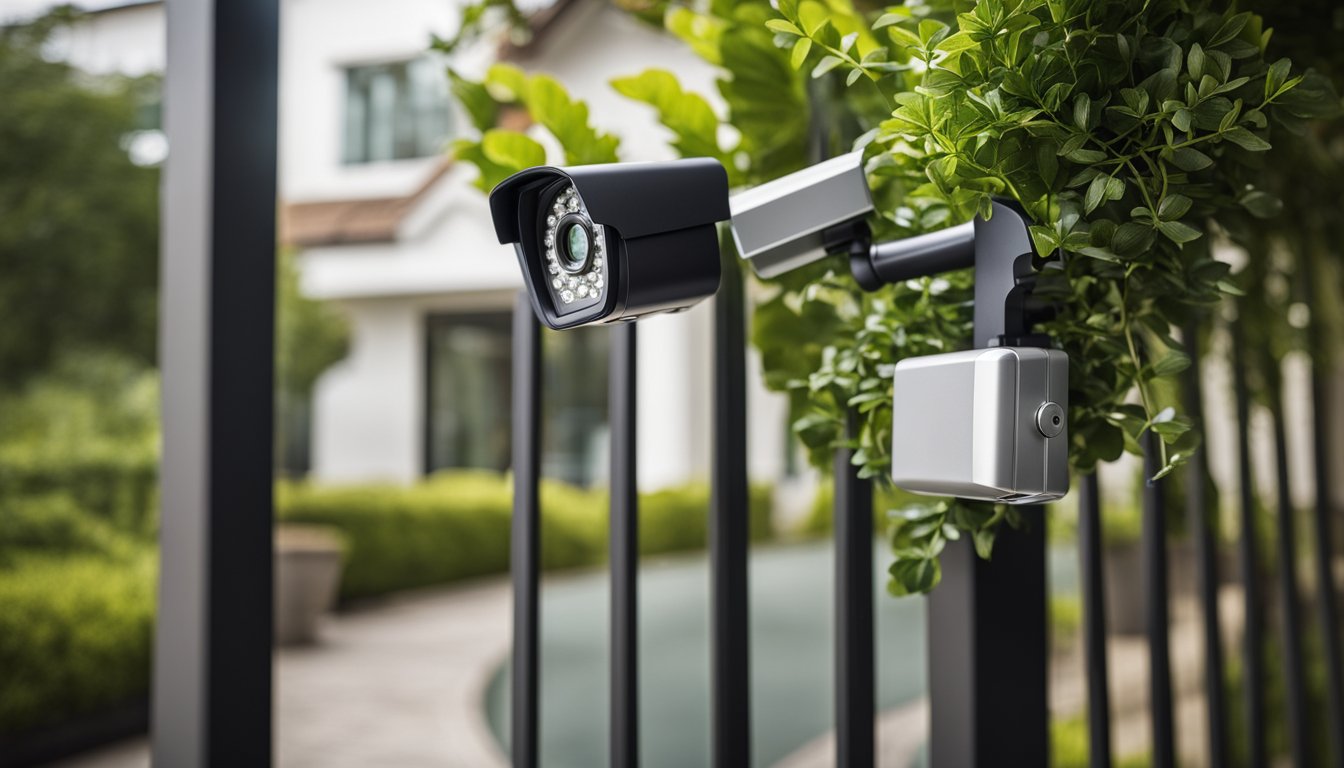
[890,347,1069,504]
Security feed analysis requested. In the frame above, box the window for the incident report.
[343,58,452,164]
[425,313,610,487]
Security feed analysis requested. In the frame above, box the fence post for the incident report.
[610,323,639,768]
[1078,473,1112,768]
[711,249,752,767]
[1142,431,1176,768]
[153,0,279,764]
[835,411,875,768]
[510,293,542,768]
[928,202,1049,768]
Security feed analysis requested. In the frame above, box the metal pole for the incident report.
[711,248,751,767]
[928,202,1049,768]
[153,0,279,764]
[511,293,542,768]
[1230,319,1268,768]
[1181,319,1227,768]
[1078,473,1112,768]
[1142,431,1176,768]
[610,322,639,768]
[1271,399,1310,768]
[835,410,874,768]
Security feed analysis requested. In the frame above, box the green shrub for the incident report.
[0,553,155,736]
[278,471,775,601]
[0,494,139,565]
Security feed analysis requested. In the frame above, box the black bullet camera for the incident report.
[489,158,731,330]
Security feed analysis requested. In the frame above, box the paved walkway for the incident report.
[55,580,512,768]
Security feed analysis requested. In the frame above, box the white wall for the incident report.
[45,3,164,76]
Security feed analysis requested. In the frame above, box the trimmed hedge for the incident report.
[278,471,774,601]
[0,553,155,736]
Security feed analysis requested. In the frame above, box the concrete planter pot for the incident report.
[274,525,345,646]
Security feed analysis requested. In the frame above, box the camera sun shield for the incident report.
[490,158,731,330]
[728,150,874,278]
[890,347,1069,504]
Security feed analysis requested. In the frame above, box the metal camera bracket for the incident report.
[833,200,1070,503]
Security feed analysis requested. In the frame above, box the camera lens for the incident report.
[556,214,594,274]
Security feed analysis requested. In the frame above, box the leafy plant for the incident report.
[437,0,1340,595]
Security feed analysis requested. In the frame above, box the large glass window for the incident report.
[425,313,609,487]
[342,57,452,164]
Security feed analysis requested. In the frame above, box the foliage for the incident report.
[277,471,774,600]
[0,552,156,736]
[0,9,160,389]
[0,353,159,532]
[0,494,141,566]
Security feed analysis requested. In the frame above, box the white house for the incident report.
[30,0,801,496]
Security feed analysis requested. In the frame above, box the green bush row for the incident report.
[277,471,774,601]
[0,453,157,535]
[0,553,155,736]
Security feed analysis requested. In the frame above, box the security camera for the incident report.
[490,158,730,330]
[729,155,1070,504]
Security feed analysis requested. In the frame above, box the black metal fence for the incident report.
[507,266,1344,768]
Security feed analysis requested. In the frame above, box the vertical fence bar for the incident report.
[1181,320,1228,768]
[1308,340,1344,768]
[711,252,751,767]
[1230,320,1268,768]
[1142,431,1176,768]
[610,323,639,768]
[153,0,279,763]
[1079,473,1113,768]
[834,410,874,768]
[1271,401,1310,768]
[511,294,542,768]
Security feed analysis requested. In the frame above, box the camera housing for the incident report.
[728,150,873,278]
[890,347,1069,504]
[490,158,730,330]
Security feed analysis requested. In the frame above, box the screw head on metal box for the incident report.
[490,158,732,330]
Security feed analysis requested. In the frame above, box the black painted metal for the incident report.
[834,410,874,768]
[610,323,639,768]
[1271,401,1310,768]
[1308,343,1344,768]
[153,0,279,763]
[1230,320,1268,768]
[917,200,1048,768]
[1142,431,1176,768]
[1078,473,1113,768]
[510,294,542,768]
[1181,320,1228,768]
[711,251,751,767]
[928,514,1048,767]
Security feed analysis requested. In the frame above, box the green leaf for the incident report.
[1157,194,1192,221]
[1165,146,1213,172]
[791,38,813,70]
[1073,94,1090,131]
[1238,190,1282,219]
[480,128,546,169]
[1064,148,1107,163]
[610,69,730,166]
[1222,127,1271,151]
[765,19,802,36]
[812,55,844,78]
[797,0,829,35]
[448,70,500,133]
[1084,174,1109,214]
[1187,43,1205,81]
[1151,349,1191,377]
[1157,219,1202,244]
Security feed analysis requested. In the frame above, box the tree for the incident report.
[0,9,160,388]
